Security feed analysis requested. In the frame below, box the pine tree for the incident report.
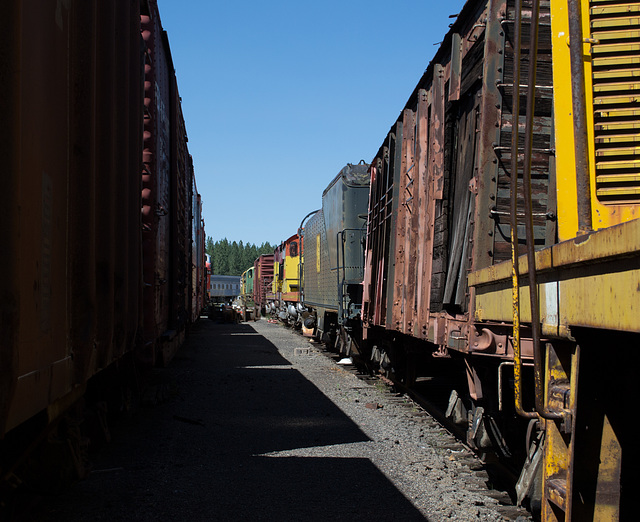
[208,238,277,276]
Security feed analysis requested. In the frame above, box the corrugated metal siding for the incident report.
[303,209,337,309]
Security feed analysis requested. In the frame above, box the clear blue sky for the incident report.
[157,0,467,246]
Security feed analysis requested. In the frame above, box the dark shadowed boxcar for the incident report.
[141,0,198,365]
[191,179,207,323]
[0,0,143,441]
[0,0,204,504]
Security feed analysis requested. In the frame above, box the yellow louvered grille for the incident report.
[590,0,640,201]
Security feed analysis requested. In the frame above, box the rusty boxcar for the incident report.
[253,254,275,319]
[363,0,554,353]
[359,0,558,509]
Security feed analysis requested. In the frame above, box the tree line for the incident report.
[206,237,275,276]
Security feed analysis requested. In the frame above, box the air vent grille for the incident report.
[590,0,640,202]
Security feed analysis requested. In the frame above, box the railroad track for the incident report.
[308,340,533,521]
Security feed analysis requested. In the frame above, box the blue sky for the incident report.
[157,0,467,246]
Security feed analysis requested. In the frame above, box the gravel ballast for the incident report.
[37,319,531,521]
[251,320,529,521]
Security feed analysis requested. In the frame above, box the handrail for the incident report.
[336,227,366,325]
[510,0,537,420]
[522,0,563,421]
[567,0,593,235]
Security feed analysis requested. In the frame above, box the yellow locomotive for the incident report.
[468,0,640,519]
[269,234,304,325]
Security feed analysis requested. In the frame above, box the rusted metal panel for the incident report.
[141,8,160,364]
[112,0,132,362]
[392,109,418,335]
[363,0,520,344]
[127,0,144,357]
[172,88,191,332]
[430,64,446,201]
[429,63,448,313]
[365,158,388,328]
[387,123,404,329]
[449,32,463,102]
[362,0,554,351]
[362,147,394,334]
[471,0,507,273]
[415,89,434,339]
[403,110,418,336]
[362,165,379,334]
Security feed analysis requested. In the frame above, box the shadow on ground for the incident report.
[40,320,427,521]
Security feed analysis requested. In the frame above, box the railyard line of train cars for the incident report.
[1,0,207,509]
[238,0,640,519]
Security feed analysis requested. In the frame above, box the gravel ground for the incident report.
[33,318,531,521]
[250,320,530,522]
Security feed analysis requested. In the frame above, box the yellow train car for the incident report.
[468,0,640,519]
[270,234,303,325]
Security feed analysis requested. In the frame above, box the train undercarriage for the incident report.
[332,321,638,520]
